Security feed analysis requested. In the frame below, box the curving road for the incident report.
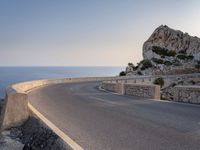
[28,81,200,150]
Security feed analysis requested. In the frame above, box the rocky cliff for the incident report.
[143,25,200,60]
[124,25,200,76]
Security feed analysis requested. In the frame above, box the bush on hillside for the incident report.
[152,58,164,64]
[152,46,176,57]
[164,61,172,66]
[187,55,194,59]
[195,64,200,70]
[119,71,126,76]
[140,59,152,70]
[152,46,168,56]
[137,71,143,75]
[127,62,137,71]
[167,50,176,57]
[178,50,186,54]
[177,54,194,60]
[153,77,164,87]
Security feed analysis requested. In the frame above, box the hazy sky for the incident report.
[0,0,200,66]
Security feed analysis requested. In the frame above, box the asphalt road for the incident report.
[28,81,200,150]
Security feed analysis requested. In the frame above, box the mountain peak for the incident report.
[143,25,200,60]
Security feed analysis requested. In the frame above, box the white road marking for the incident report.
[89,96,119,105]
[28,103,84,150]
[98,86,122,95]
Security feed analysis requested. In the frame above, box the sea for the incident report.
[0,66,124,99]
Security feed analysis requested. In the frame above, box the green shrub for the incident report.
[127,62,136,71]
[195,64,200,69]
[189,80,195,85]
[178,50,186,54]
[135,65,139,70]
[152,46,176,57]
[187,55,194,59]
[152,58,164,64]
[128,62,134,67]
[177,54,187,60]
[140,59,152,70]
[152,46,168,56]
[164,61,172,66]
[172,83,176,87]
[137,71,143,75]
[177,54,194,60]
[119,71,126,76]
[153,77,164,87]
[161,55,165,58]
[167,50,176,57]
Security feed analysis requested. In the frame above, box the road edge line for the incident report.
[28,103,84,150]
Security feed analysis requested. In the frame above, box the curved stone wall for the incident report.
[1,73,200,130]
[0,76,119,130]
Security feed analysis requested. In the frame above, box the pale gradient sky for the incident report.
[0,0,200,66]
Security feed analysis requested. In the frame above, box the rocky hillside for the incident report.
[124,25,200,76]
[143,25,200,60]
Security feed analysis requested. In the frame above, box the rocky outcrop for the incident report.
[143,25,200,60]
[123,25,200,76]
[124,25,200,75]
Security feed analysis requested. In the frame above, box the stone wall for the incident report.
[1,76,121,130]
[102,82,124,94]
[101,82,117,93]
[123,73,200,88]
[102,82,160,99]
[174,86,200,104]
[124,83,160,99]
[1,73,200,130]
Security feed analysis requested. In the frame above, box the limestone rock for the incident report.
[123,25,200,76]
[143,25,200,60]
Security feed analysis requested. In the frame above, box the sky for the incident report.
[0,0,200,66]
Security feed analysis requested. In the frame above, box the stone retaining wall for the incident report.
[101,82,124,94]
[124,83,160,99]
[120,73,200,88]
[102,82,160,99]
[174,86,200,104]
[101,82,117,92]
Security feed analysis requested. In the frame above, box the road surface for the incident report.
[28,81,200,150]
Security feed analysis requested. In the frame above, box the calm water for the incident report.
[0,66,124,98]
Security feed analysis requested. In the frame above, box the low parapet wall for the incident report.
[102,81,160,99]
[174,86,200,104]
[0,76,120,130]
[124,83,160,99]
[1,73,199,130]
[101,81,124,94]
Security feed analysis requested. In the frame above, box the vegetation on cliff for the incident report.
[121,25,200,76]
[153,77,164,87]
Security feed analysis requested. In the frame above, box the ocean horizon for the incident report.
[0,66,124,98]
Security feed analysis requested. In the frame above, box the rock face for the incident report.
[143,25,200,60]
[123,25,200,76]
